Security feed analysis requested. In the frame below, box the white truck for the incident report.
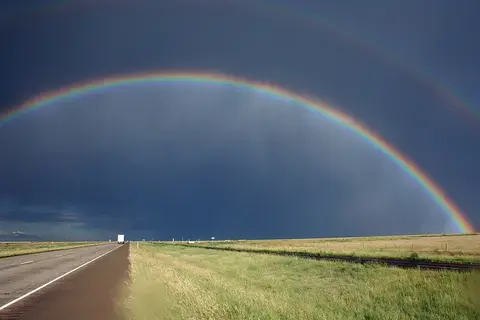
[117,234,125,244]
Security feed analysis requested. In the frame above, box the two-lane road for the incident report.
[0,244,121,309]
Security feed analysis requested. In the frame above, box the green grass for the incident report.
[121,244,480,320]
[171,233,480,263]
[0,241,104,258]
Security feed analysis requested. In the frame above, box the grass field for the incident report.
[0,241,103,258]
[122,244,480,320]
[178,233,480,263]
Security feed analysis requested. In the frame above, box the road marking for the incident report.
[55,254,66,258]
[20,261,34,265]
[0,245,121,311]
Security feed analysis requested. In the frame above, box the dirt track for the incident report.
[0,244,129,320]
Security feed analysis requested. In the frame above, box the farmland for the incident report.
[121,244,480,320]
[0,241,104,258]
[177,233,480,263]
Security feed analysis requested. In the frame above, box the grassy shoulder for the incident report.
[0,241,105,258]
[122,244,480,320]
[176,233,480,264]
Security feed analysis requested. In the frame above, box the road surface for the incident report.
[0,243,129,320]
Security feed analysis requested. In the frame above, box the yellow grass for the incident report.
[184,233,480,263]
[0,241,104,258]
[121,244,480,320]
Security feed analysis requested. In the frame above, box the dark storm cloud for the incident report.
[0,84,456,239]
[0,231,43,241]
[0,197,111,240]
[0,202,80,223]
[0,1,479,239]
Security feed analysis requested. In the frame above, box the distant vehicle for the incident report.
[117,234,125,244]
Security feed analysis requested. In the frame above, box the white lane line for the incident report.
[0,245,121,311]
[55,254,66,258]
[20,261,34,265]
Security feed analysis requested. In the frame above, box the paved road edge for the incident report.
[0,245,123,311]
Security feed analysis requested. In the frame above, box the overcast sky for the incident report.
[0,0,479,240]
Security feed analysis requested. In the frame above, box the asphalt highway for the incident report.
[0,244,121,310]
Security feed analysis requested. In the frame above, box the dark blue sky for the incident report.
[0,0,479,240]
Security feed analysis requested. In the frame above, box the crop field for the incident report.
[178,233,480,263]
[0,241,103,258]
[121,244,480,320]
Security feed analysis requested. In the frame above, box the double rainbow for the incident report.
[0,71,475,233]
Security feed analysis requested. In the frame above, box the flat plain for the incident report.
[180,233,480,263]
[121,243,480,320]
[0,241,103,258]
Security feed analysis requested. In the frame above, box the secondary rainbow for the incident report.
[6,0,478,123]
[0,71,475,233]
